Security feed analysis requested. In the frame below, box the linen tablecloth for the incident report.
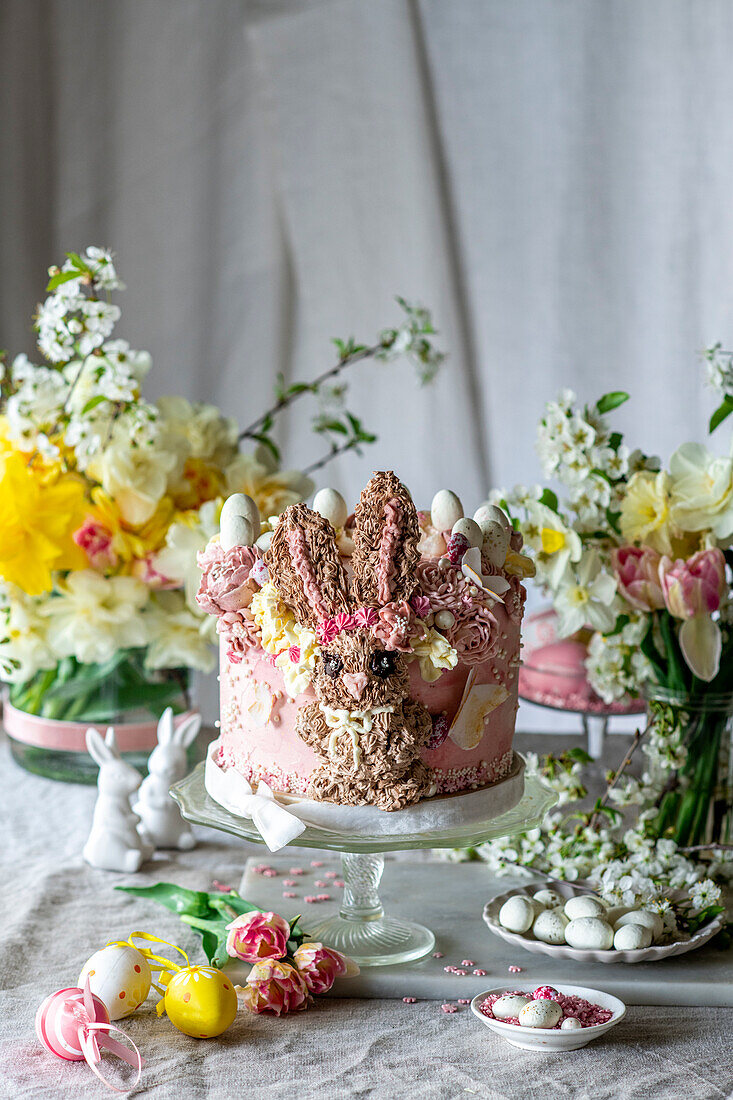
[2,731,732,1100]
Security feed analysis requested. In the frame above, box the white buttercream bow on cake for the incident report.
[205,751,306,852]
[320,705,394,769]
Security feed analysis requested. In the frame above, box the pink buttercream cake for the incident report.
[197,475,534,811]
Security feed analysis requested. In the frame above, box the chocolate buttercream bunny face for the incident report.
[313,631,409,710]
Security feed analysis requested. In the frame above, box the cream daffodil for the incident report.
[619,470,674,554]
[554,551,618,637]
[522,502,582,589]
[669,441,733,539]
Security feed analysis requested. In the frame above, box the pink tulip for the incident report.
[658,548,727,620]
[241,959,310,1015]
[73,519,118,571]
[611,545,665,612]
[225,911,290,964]
[292,942,349,995]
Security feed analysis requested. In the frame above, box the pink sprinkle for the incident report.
[461,960,475,967]
[508,965,522,974]
[262,868,278,878]
[473,969,487,977]
[441,1004,458,1014]
[334,880,345,888]
[283,892,297,899]
[311,860,325,868]
[288,868,305,875]
[315,880,328,887]
[211,880,233,892]
[402,997,417,1004]
[432,952,444,958]
[316,893,332,901]
[304,896,318,904]
[253,864,273,874]
[289,645,301,663]
[443,966,455,973]
[325,871,338,879]
[457,999,470,1005]
[453,969,467,976]
[283,879,297,887]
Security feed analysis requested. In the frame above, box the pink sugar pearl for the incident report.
[472,969,487,977]
[402,997,417,1004]
[441,1004,458,1014]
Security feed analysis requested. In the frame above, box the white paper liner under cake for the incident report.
[204,743,525,839]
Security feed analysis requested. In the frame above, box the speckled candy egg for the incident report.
[564,916,614,951]
[163,965,238,1039]
[492,994,531,1020]
[614,910,663,942]
[431,489,464,531]
[518,999,562,1029]
[451,517,483,548]
[473,503,512,534]
[498,896,535,934]
[560,1017,583,1031]
[613,923,653,951]
[532,888,564,909]
[533,908,569,945]
[564,895,606,920]
[78,945,151,1021]
[313,487,348,530]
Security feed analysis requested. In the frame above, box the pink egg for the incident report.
[36,986,109,1061]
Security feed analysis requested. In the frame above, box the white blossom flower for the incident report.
[688,879,722,911]
[554,551,617,636]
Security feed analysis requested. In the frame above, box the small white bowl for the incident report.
[471,984,626,1051]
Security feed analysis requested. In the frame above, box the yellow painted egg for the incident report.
[78,945,151,1021]
[163,965,238,1038]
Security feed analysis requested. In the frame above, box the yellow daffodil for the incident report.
[0,451,88,594]
[619,470,674,555]
[90,488,175,564]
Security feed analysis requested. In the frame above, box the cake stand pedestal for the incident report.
[170,762,556,967]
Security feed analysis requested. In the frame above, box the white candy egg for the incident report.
[560,1017,583,1031]
[564,917,614,951]
[533,889,564,910]
[614,910,664,942]
[255,530,273,552]
[498,895,535,934]
[613,923,653,951]
[492,994,531,1020]
[605,905,633,925]
[78,944,151,1021]
[313,487,348,530]
[431,489,464,531]
[220,493,261,539]
[451,517,483,548]
[533,908,569,945]
[564,895,606,920]
[473,503,512,534]
[434,609,456,630]
[220,514,254,551]
[518,999,562,1029]
[481,522,511,568]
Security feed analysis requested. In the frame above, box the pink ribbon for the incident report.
[76,980,144,1093]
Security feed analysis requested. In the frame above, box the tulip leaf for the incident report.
[709,398,733,433]
[595,391,629,415]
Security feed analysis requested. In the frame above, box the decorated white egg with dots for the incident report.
[518,999,562,1029]
[533,908,569,945]
[613,923,653,951]
[431,490,464,532]
[78,944,151,1021]
[451,517,483,548]
[220,493,261,539]
[498,896,535,934]
[533,888,564,910]
[560,1016,583,1031]
[492,994,531,1020]
[564,916,614,951]
[313,487,348,530]
[481,523,511,568]
[564,895,606,920]
[613,910,663,942]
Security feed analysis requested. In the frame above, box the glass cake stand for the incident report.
[170,762,556,968]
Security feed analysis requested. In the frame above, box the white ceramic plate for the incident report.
[471,984,626,1051]
[483,881,724,964]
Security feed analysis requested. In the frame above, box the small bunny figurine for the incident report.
[134,708,202,850]
[83,728,153,873]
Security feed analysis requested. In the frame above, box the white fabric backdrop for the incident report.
[3,0,733,724]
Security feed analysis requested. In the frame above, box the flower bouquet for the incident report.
[1,247,443,780]
[496,376,733,848]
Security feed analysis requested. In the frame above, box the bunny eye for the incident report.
[369,650,398,679]
[323,652,344,678]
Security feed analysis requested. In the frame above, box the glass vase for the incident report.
[646,686,733,848]
[4,650,199,784]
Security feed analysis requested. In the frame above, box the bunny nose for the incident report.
[342,672,368,700]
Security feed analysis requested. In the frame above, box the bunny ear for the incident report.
[104,727,120,757]
[351,471,420,607]
[86,727,112,766]
[157,707,175,746]
[266,503,351,630]
[174,713,202,748]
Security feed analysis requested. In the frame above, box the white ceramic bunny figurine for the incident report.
[134,708,202,850]
[83,727,153,873]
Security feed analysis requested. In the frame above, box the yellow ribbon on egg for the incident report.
[105,931,191,1002]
